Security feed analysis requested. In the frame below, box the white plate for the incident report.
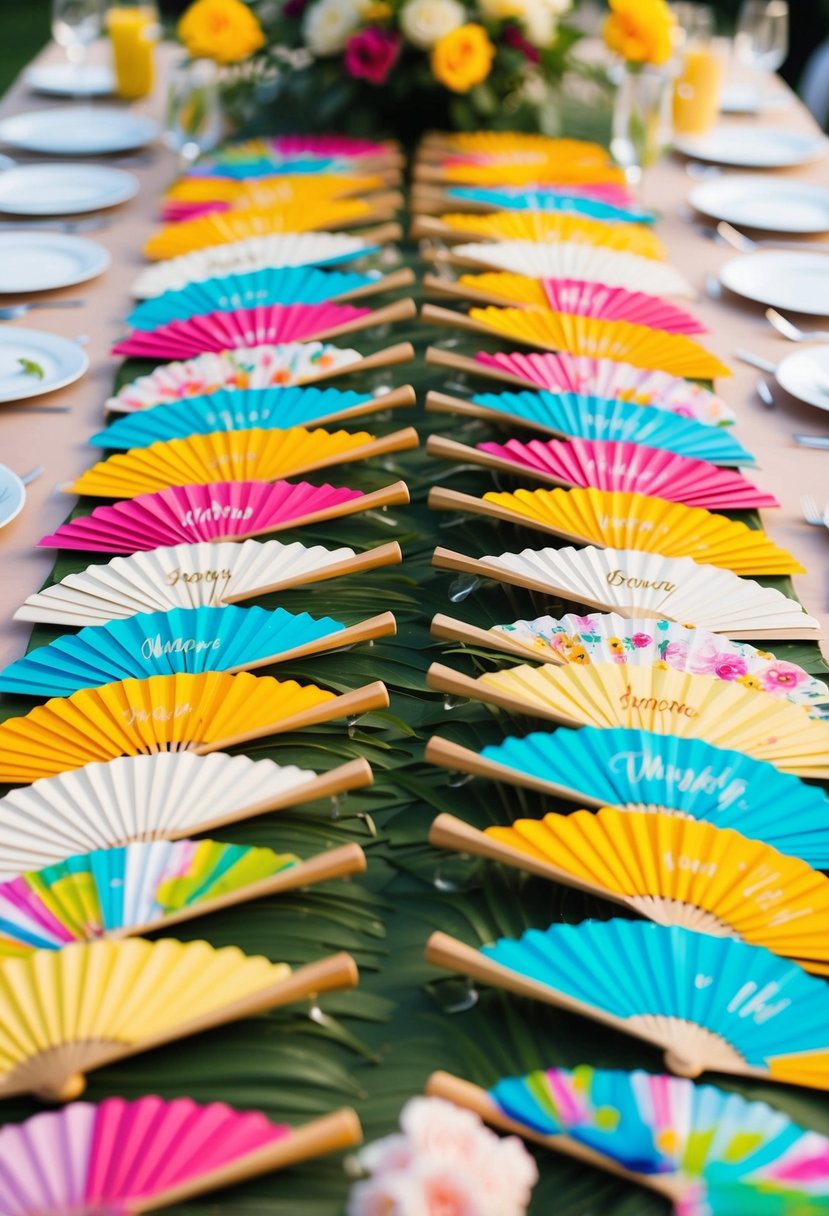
[719,83,790,114]
[0,164,137,216]
[0,233,110,293]
[719,251,829,316]
[691,176,829,234]
[674,126,827,168]
[0,328,88,403]
[0,107,158,155]
[776,346,829,411]
[0,466,25,528]
[25,64,115,98]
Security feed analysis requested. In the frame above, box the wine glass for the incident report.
[164,58,223,171]
[734,0,789,107]
[52,0,103,90]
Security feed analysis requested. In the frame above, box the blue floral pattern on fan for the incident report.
[446,187,654,226]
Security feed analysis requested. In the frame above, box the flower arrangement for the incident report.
[603,0,676,68]
[346,1095,538,1215]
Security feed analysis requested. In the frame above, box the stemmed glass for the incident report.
[164,58,223,171]
[51,0,103,94]
[734,0,789,109]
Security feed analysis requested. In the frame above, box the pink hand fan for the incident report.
[39,478,409,553]
[540,279,706,335]
[112,302,371,360]
[271,134,393,157]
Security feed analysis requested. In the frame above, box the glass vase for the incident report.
[611,63,673,194]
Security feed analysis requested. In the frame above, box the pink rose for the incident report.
[501,24,540,63]
[344,27,400,85]
[569,615,597,631]
[761,661,806,692]
[663,640,688,669]
[631,632,652,649]
[713,655,748,681]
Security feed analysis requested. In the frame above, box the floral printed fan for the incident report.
[424,212,667,260]
[39,479,410,553]
[426,660,829,776]
[0,752,372,879]
[15,538,402,627]
[430,808,829,972]
[0,670,389,783]
[0,937,358,1100]
[425,919,829,1090]
[0,1098,362,1215]
[428,486,803,575]
[423,727,829,865]
[427,436,774,509]
[0,604,396,697]
[66,426,418,499]
[431,544,819,639]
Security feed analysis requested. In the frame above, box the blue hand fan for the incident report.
[445,187,654,226]
[126,266,382,331]
[0,604,393,696]
[192,156,343,179]
[465,389,755,467]
[428,920,829,1089]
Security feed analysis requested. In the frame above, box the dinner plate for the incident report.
[0,164,137,216]
[690,176,829,233]
[0,107,158,155]
[0,466,26,528]
[776,346,829,412]
[674,126,828,168]
[25,63,115,98]
[0,328,88,403]
[719,82,790,113]
[719,251,829,316]
[0,233,110,293]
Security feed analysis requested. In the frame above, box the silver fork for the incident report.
[0,300,84,320]
[800,494,827,526]
[766,308,829,344]
[0,217,110,234]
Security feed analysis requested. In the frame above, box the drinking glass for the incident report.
[52,0,103,85]
[106,0,159,100]
[734,0,789,106]
[671,4,726,135]
[164,58,223,170]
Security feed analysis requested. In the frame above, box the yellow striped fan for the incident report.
[428,486,803,576]
[459,272,549,307]
[465,307,730,379]
[0,671,389,783]
[420,161,629,188]
[65,426,419,500]
[429,809,829,974]
[0,939,357,1100]
[164,174,390,207]
[426,660,829,777]
[436,213,666,260]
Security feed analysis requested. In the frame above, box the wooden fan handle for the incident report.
[343,267,416,301]
[430,612,561,666]
[360,221,403,242]
[431,545,487,578]
[365,384,418,410]
[426,434,488,468]
[318,297,418,342]
[223,542,403,603]
[425,350,529,389]
[422,275,512,308]
[352,480,411,511]
[427,660,576,726]
[423,735,601,809]
[367,189,405,211]
[236,612,396,669]
[421,303,487,338]
[357,426,420,461]
[349,343,417,375]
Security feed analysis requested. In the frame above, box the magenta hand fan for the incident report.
[38,479,410,553]
[538,279,706,333]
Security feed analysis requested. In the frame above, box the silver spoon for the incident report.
[756,379,775,409]
[0,300,84,321]
[765,308,829,344]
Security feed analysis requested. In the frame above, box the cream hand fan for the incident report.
[14,539,402,628]
[421,304,731,380]
[428,487,803,576]
[0,938,358,1100]
[65,426,419,500]
[413,212,667,260]
[426,660,829,777]
[0,671,389,783]
[0,752,372,879]
[431,544,820,640]
[429,809,829,973]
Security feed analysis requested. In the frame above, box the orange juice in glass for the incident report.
[107,2,159,100]
[673,38,727,134]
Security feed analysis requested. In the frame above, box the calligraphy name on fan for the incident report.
[619,686,698,718]
[166,567,232,587]
[141,634,222,660]
[122,702,193,725]
[606,570,677,594]
[599,516,672,537]
[608,749,748,810]
[724,979,792,1024]
[179,501,254,527]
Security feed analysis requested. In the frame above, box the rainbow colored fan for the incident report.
[442,186,653,224]
[39,479,409,553]
[0,1098,362,1214]
[0,604,396,697]
[427,211,668,260]
[0,670,388,783]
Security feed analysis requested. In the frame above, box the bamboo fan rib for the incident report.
[427,212,667,260]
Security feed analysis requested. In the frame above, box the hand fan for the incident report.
[161,172,392,219]
[39,479,410,553]
[66,426,419,500]
[106,341,415,414]
[429,808,829,972]
[424,389,751,466]
[425,305,730,381]
[0,836,367,952]
[428,486,802,576]
[0,604,396,697]
[15,538,402,628]
[431,544,819,639]
[0,752,373,878]
[423,726,829,865]
[425,919,829,1090]
[420,212,667,260]
[0,671,389,783]
[0,1098,362,1214]
[427,436,774,509]
[440,187,651,225]
[420,133,611,157]
[92,384,416,451]
[0,938,358,1100]
[414,159,628,188]
[426,660,829,776]
[112,298,416,360]
[207,133,399,163]
[430,612,827,714]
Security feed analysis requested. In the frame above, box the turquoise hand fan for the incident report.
[0,604,396,697]
[426,920,829,1090]
[425,388,755,467]
[444,187,654,225]
[424,727,829,866]
[90,384,415,451]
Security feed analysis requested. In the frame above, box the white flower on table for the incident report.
[303,0,362,55]
[400,0,466,49]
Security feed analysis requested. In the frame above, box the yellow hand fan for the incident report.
[429,809,829,974]
[428,486,803,576]
[0,671,389,783]
[413,160,628,188]
[65,426,419,500]
[426,660,829,777]
[417,212,666,260]
[418,133,611,159]
[458,272,548,307]
[164,173,393,206]
[0,938,357,1101]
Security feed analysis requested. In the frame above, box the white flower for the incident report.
[399,0,466,49]
[477,0,527,18]
[521,0,557,46]
[539,0,571,14]
[302,0,361,55]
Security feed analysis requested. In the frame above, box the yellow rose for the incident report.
[362,0,393,20]
[737,673,762,691]
[178,0,265,63]
[603,0,675,66]
[431,23,495,93]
